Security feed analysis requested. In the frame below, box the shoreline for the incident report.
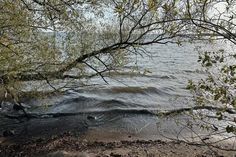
[1,110,236,157]
[1,132,235,157]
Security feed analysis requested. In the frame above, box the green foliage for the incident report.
[0,0,194,89]
[187,47,236,133]
[226,125,236,133]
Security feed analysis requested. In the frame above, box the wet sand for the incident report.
[1,131,236,157]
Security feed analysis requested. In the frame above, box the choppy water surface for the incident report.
[1,41,235,142]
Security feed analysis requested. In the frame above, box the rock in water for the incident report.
[87,115,96,120]
[13,104,24,111]
[110,152,122,157]
[13,103,31,111]
[3,130,15,137]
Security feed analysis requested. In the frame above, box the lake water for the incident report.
[0,40,235,142]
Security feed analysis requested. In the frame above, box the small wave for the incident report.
[42,95,146,111]
[183,69,205,74]
[58,96,97,104]
[104,71,176,79]
[104,71,144,77]
[111,86,149,93]
[110,86,170,96]
[160,86,176,92]
[151,75,177,79]
[95,99,144,109]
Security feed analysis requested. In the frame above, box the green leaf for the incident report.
[219,57,224,63]
[205,62,212,67]
[226,125,235,133]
